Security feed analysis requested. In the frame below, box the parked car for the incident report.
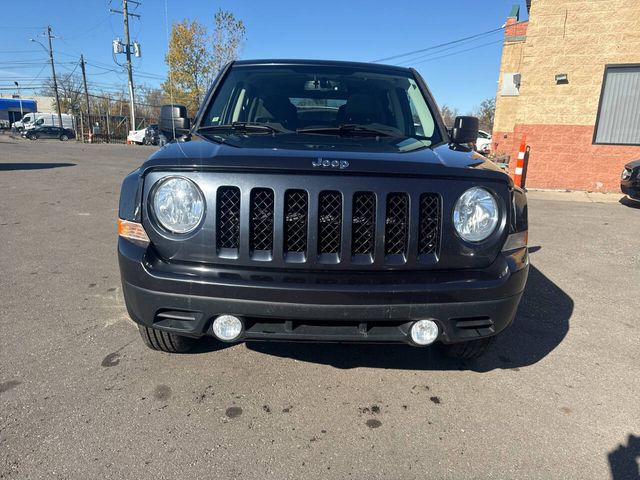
[118,59,529,359]
[23,126,75,141]
[476,129,492,154]
[621,160,640,200]
[143,124,160,145]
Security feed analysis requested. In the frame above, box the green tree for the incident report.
[162,19,211,114]
[162,10,246,115]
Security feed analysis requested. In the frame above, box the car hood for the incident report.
[625,159,640,170]
[142,135,511,183]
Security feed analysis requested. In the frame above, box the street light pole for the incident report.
[14,81,23,120]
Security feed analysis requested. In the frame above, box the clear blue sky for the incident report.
[0,0,527,112]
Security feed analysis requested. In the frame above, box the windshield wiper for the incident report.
[198,122,287,134]
[297,124,399,137]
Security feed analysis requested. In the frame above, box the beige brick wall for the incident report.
[517,0,640,126]
[493,39,526,133]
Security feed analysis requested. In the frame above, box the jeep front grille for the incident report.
[212,185,441,268]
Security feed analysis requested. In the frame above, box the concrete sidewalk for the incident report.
[526,189,628,204]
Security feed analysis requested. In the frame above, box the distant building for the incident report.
[492,1,640,192]
[0,95,58,127]
[0,98,37,128]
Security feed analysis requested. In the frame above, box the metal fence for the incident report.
[74,112,156,144]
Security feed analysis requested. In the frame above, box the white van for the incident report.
[25,113,75,131]
[12,112,37,131]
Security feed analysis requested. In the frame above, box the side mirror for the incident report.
[159,104,191,141]
[450,116,479,145]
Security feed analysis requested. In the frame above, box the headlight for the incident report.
[621,168,632,181]
[453,187,499,242]
[152,176,204,234]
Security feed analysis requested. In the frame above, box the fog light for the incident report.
[410,319,439,345]
[211,315,243,341]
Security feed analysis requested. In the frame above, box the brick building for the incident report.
[492,0,640,192]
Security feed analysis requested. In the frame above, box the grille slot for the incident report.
[318,191,342,255]
[352,192,376,257]
[384,193,409,256]
[284,190,308,258]
[250,188,274,256]
[216,186,240,253]
[418,193,440,255]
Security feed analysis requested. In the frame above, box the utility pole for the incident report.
[46,25,63,130]
[122,0,136,130]
[80,54,91,132]
[105,96,111,143]
[110,0,140,131]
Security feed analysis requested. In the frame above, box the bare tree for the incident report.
[209,9,246,82]
[440,104,460,128]
[40,74,85,114]
[136,85,165,120]
[472,97,496,132]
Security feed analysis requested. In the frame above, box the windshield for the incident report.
[200,64,441,144]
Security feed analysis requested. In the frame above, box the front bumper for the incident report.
[118,238,529,345]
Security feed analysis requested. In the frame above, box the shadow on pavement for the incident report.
[608,434,640,480]
[189,336,235,354]
[619,196,640,209]
[0,162,76,171]
[244,264,573,371]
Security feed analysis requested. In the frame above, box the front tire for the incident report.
[60,134,69,141]
[29,134,38,140]
[440,337,494,359]
[138,325,197,353]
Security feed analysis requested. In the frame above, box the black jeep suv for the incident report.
[118,59,529,358]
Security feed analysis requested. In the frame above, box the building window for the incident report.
[594,65,640,145]
[501,73,521,96]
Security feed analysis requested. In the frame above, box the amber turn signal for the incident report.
[118,218,150,244]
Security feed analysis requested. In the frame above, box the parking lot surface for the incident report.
[1,137,639,479]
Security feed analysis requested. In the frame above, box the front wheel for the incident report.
[138,325,197,353]
[440,337,494,359]
[60,134,69,141]
[28,134,38,140]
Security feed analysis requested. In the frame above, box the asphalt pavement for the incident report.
[1,136,638,479]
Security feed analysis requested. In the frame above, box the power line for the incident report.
[408,39,505,66]
[371,26,505,63]
[61,14,111,40]
[395,30,503,66]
